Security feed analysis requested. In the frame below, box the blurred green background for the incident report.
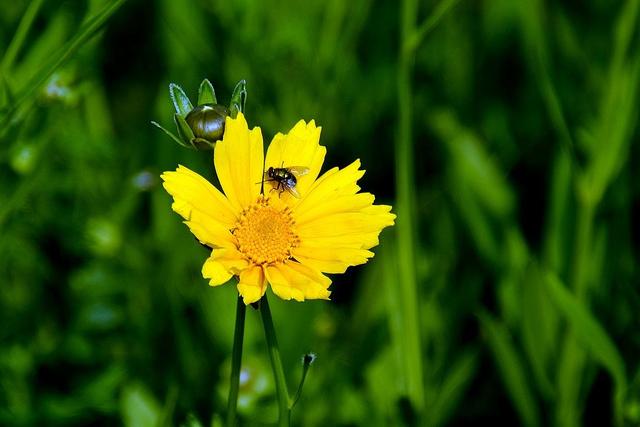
[1,0,639,426]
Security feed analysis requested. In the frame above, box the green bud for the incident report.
[153,79,240,150]
[185,104,229,146]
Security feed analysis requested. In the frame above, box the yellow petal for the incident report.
[162,165,236,225]
[298,210,395,243]
[161,165,237,248]
[182,219,235,249]
[290,158,395,274]
[202,255,233,286]
[264,120,326,203]
[214,113,264,211]
[237,265,267,304]
[265,262,331,301]
[295,192,375,226]
[213,247,250,275]
[294,204,394,274]
[291,255,349,274]
[295,160,365,217]
[292,246,374,274]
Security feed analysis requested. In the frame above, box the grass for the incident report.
[1,0,639,426]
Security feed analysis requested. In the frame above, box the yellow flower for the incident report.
[161,113,395,304]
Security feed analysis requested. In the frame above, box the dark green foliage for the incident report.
[1,0,639,426]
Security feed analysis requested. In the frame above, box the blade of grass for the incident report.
[395,2,462,414]
[521,264,557,399]
[0,0,128,132]
[404,0,461,54]
[555,191,594,427]
[556,3,640,425]
[1,0,45,74]
[518,0,576,163]
[479,312,540,427]
[396,0,422,414]
[545,272,627,425]
[542,149,571,274]
[428,350,478,427]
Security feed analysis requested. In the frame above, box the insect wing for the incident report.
[285,184,301,198]
[286,166,309,177]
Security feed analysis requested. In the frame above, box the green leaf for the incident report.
[521,264,557,398]
[179,413,203,427]
[169,83,193,117]
[0,0,45,73]
[197,78,217,105]
[174,113,195,143]
[448,174,500,263]
[429,350,478,426]
[121,383,161,427]
[210,414,224,427]
[542,150,572,273]
[150,121,190,148]
[544,272,627,420]
[480,312,540,427]
[229,79,247,118]
[0,73,13,108]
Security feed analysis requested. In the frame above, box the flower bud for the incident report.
[152,79,241,151]
[185,103,229,145]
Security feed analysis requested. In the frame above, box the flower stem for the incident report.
[259,295,290,427]
[226,295,246,427]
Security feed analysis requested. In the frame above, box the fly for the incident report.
[262,165,309,198]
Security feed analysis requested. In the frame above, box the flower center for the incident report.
[233,197,299,265]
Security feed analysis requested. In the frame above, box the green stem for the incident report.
[404,0,461,53]
[555,195,595,427]
[259,295,290,427]
[226,295,247,427]
[290,354,314,408]
[396,0,424,415]
[394,0,460,417]
[570,200,594,298]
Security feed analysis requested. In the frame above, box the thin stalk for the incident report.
[290,354,315,408]
[1,0,45,74]
[226,295,247,427]
[259,295,290,427]
[555,2,639,425]
[395,0,459,417]
[555,200,594,427]
[396,0,424,415]
[570,200,594,298]
[404,0,461,53]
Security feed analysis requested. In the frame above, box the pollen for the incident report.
[233,196,299,265]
